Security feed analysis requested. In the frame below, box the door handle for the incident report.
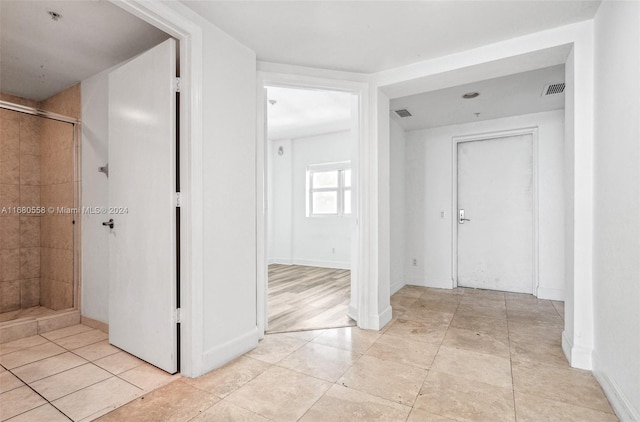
[102,219,114,229]
[459,209,471,224]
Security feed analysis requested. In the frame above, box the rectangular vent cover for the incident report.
[542,82,565,96]
[394,109,412,118]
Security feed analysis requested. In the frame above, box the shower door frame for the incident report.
[0,100,82,314]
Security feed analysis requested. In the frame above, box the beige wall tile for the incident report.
[20,247,40,279]
[40,277,52,308]
[0,280,20,312]
[0,154,19,184]
[41,146,74,185]
[0,216,20,248]
[0,248,20,281]
[20,154,40,185]
[41,84,81,119]
[20,278,40,308]
[41,215,73,250]
[50,280,73,310]
[19,185,40,207]
[40,183,73,208]
[20,216,40,247]
[1,117,20,142]
[19,115,41,156]
[40,247,73,282]
[0,184,20,208]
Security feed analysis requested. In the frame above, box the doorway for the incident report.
[264,86,356,333]
[455,131,536,294]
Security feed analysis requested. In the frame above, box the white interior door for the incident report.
[108,39,178,373]
[457,134,533,293]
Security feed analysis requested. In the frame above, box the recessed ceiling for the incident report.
[181,1,600,73]
[1,0,170,101]
[390,64,565,131]
[267,87,352,140]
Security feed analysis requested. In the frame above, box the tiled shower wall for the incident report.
[0,85,79,312]
[0,95,42,312]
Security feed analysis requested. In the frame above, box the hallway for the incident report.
[1,286,616,421]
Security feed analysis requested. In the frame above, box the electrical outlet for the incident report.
[412,258,417,266]
[440,211,445,219]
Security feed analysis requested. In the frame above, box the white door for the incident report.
[457,134,533,293]
[108,39,178,373]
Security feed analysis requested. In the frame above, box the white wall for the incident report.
[389,119,406,294]
[404,110,565,299]
[592,1,640,420]
[80,69,111,324]
[268,131,352,269]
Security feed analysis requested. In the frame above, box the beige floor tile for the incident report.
[98,380,219,422]
[365,333,439,369]
[450,313,508,334]
[52,376,142,421]
[515,392,618,421]
[0,335,48,356]
[246,334,307,364]
[509,338,569,368]
[0,370,24,393]
[506,309,563,327]
[461,289,506,299]
[409,298,460,314]
[430,346,512,389]
[183,356,270,398]
[30,363,112,401]
[338,355,427,406]
[507,321,562,345]
[407,408,457,421]
[456,303,508,320]
[191,400,270,421]
[0,341,65,369]
[512,361,614,414]
[395,285,428,298]
[278,342,360,382]
[73,340,121,362]
[390,295,419,312]
[300,384,411,421]
[400,307,454,325]
[226,366,331,422]
[11,351,87,383]
[442,326,510,357]
[4,403,69,422]
[312,327,381,354]
[383,319,448,345]
[40,324,93,341]
[460,295,507,309]
[93,351,144,375]
[280,329,325,341]
[415,370,515,422]
[53,329,108,350]
[118,362,180,392]
[506,299,556,314]
[0,385,47,420]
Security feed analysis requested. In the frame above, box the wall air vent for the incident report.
[394,109,412,118]
[542,82,565,96]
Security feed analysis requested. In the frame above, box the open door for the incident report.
[107,39,178,373]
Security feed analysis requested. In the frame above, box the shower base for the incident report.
[0,308,80,344]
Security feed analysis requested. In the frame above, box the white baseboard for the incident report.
[359,305,392,331]
[405,275,454,290]
[537,287,564,301]
[271,258,293,265]
[199,327,259,377]
[593,356,640,422]
[348,304,358,322]
[390,279,405,295]
[562,330,592,370]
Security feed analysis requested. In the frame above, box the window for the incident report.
[307,162,351,216]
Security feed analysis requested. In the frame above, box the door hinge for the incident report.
[175,192,181,207]
[175,308,182,323]
[175,77,181,93]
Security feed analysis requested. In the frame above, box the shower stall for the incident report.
[0,88,80,339]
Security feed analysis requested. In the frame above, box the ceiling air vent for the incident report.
[394,109,412,118]
[542,82,565,96]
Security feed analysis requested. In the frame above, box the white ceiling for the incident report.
[390,65,565,131]
[182,1,600,74]
[267,86,352,140]
[0,0,170,101]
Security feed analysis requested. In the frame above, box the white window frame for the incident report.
[307,161,351,217]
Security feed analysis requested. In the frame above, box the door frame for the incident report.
[256,71,369,336]
[111,0,203,377]
[451,126,539,295]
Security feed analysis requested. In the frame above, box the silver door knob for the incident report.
[458,209,471,224]
[102,219,114,229]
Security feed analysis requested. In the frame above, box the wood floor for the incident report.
[267,264,355,333]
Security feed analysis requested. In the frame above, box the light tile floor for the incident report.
[0,287,618,421]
